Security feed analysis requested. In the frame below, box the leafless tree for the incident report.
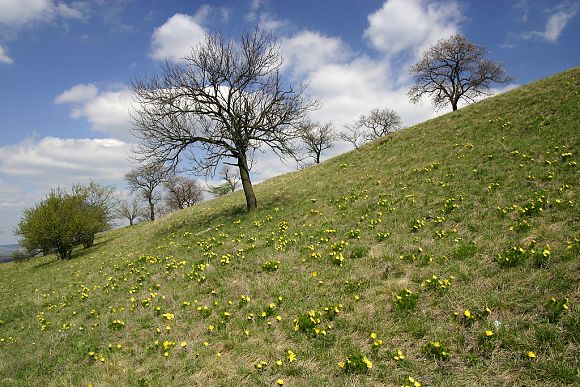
[131,26,316,212]
[125,162,167,221]
[409,34,513,111]
[163,175,203,212]
[207,165,240,197]
[298,120,335,164]
[221,165,240,193]
[114,197,142,226]
[338,124,366,150]
[340,107,401,150]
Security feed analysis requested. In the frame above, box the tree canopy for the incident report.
[409,34,513,111]
[130,26,316,212]
[16,189,109,260]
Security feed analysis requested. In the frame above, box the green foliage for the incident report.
[545,297,569,323]
[15,189,109,259]
[0,68,578,386]
[393,289,418,312]
[422,340,450,360]
[207,183,233,197]
[338,352,373,374]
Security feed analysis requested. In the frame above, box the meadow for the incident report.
[0,67,578,386]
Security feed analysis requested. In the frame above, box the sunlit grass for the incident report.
[0,67,578,386]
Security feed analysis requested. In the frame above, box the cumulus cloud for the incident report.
[363,0,462,57]
[150,13,207,62]
[0,45,13,64]
[281,31,348,76]
[0,136,133,185]
[519,2,578,43]
[55,84,133,140]
[0,136,134,244]
[0,0,83,27]
[54,83,98,104]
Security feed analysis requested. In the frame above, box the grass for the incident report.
[1,67,579,386]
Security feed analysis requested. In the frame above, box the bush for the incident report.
[15,189,109,260]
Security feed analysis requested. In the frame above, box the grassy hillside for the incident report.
[1,68,578,386]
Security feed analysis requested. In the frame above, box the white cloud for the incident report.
[55,84,133,140]
[0,137,134,244]
[542,7,577,42]
[0,136,132,184]
[521,3,578,42]
[54,83,98,104]
[364,0,462,57]
[0,0,83,27]
[150,13,207,62]
[0,45,13,64]
[281,31,348,76]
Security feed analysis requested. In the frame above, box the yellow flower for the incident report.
[276,359,283,366]
[362,356,373,369]
[338,361,345,368]
[287,350,297,362]
[181,341,187,347]
[527,351,536,359]
[485,330,494,337]
[464,309,472,318]
[370,332,377,339]
[277,379,284,385]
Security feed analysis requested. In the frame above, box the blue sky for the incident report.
[0,0,578,244]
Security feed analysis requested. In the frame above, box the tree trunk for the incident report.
[148,198,155,221]
[451,99,459,111]
[238,155,257,212]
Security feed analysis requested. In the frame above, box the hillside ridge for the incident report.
[0,67,578,386]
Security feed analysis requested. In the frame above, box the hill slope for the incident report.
[1,68,578,386]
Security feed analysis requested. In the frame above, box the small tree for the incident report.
[125,162,167,221]
[115,197,142,226]
[163,175,203,212]
[131,26,316,212]
[409,33,513,111]
[340,107,401,150]
[207,165,240,197]
[15,190,106,259]
[72,180,118,224]
[72,180,116,247]
[298,120,335,164]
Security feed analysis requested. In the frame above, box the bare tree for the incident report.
[131,26,316,212]
[298,120,335,164]
[125,163,167,221]
[221,165,240,193]
[115,197,141,226]
[340,107,401,150]
[207,165,240,197]
[164,175,203,212]
[359,108,401,140]
[338,124,366,150]
[409,34,513,111]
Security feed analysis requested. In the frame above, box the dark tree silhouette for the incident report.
[131,26,316,212]
[340,107,401,150]
[409,34,513,111]
[298,120,335,164]
[125,162,167,221]
[163,175,203,211]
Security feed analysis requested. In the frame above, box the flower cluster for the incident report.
[338,352,373,374]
